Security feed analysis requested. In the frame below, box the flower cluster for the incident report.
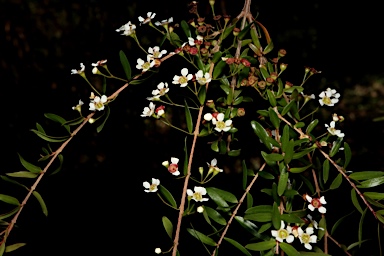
[319,88,340,107]
[204,112,232,132]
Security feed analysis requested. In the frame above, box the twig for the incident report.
[211,163,266,256]
[171,63,214,256]
[327,232,352,256]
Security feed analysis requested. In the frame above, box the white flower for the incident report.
[148,46,167,59]
[143,178,160,193]
[298,227,317,250]
[138,12,156,25]
[187,186,209,202]
[141,102,155,117]
[155,248,162,254]
[116,21,136,36]
[319,88,340,106]
[152,82,169,98]
[197,206,204,213]
[89,95,108,111]
[212,113,232,132]
[136,55,155,72]
[207,158,223,173]
[204,113,213,121]
[155,17,173,26]
[71,63,85,75]
[306,195,327,213]
[325,121,345,138]
[72,99,84,111]
[172,68,193,87]
[271,221,294,243]
[188,35,204,46]
[195,70,212,85]
[91,59,107,67]
[163,157,180,176]
[306,214,323,230]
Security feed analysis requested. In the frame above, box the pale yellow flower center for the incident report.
[301,233,310,244]
[143,62,151,70]
[150,184,157,191]
[216,121,226,130]
[322,97,331,105]
[193,192,203,201]
[179,76,188,84]
[278,229,289,239]
[95,101,104,109]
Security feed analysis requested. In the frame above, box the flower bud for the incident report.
[258,81,266,90]
[280,63,287,71]
[237,108,245,117]
[233,27,240,37]
[197,206,204,213]
[278,49,287,58]
[209,0,215,5]
[155,248,162,254]
[206,100,216,109]
[162,161,169,168]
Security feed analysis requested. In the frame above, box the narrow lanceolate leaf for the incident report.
[267,90,276,107]
[207,187,237,204]
[50,154,64,176]
[306,119,319,134]
[6,171,39,179]
[158,185,177,208]
[268,108,279,129]
[272,202,281,229]
[213,60,226,79]
[32,191,48,216]
[330,173,342,190]
[284,139,294,165]
[329,137,343,157]
[351,189,363,214]
[317,217,326,241]
[245,240,276,251]
[206,187,229,208]
[183,137,188,176]
[0,242,5,256]
[4,243,26,253]
[281,100,296,116]
[0,176,27,189]
[247,193,253,208]
[242,160,248,190]
[0,194,20,206]
[281,125,290,152]
[180,20,191,37]
[224,237,252,256]
[349,171,384,181]
[187,228,217,246]
[363,192,384,200]
[279,242,300,256]
[18,153,41,173]
[278,164,289,196]
[289,164,312,174]
[44,113,67,125]
[331,211,354,235]
[358,208,368,248]
[119,50,131,80]
[96,106,111,133]
[162,216,173,239]
[343,142,352,168]
[198,86,206,105]
[357,176,384,188]
[251,121,273,151]
[36,122,46,134]
[323,159,330,184]
[184,100,193,133]
[261,152,284,162]
[0,206,19,221]
[30,129,69,143]
[235,216,266,240]
[205,206,227,225]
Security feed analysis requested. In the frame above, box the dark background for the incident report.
[1,0,384,255]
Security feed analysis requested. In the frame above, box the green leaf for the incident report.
[268,108,279,129]
[244,212,272,222]
[183,137,188,176]
[235,216,266,240]
[0,194,20,206]
[205,206,227,225]
[281,100,296,116]
[50,154,64,176]
[36,122,46,134]
[158,185,177,208]
[0,242,5,256]
[261,151,284,162]
[213,60,226,79]
[292,147,316,159]
[330,173,342,190]
[222,22,237,41]
[251,121,273,151]
[206,187,229,208]
[184,100,193,133]
[180,20,191,37]
[272,202,281,229]
[187,228,216,246]
[18,153,41,173]
[351,189,363,214]
[317,217,326,241]
[331,211,354,235]
[0,206,20,220]
[358,208,368,248]
[343,142,352,169]
[258,223,272,234]
[300,174,315,195]
[96,106,111,133]
[284,139,294,165]
[289,164,312,174]
[0,176,27,189]
[228,149,241,157]
[4,243,26,253]
[211,140,219,152]
[198,86,206,105]
[44,113,66,125]
[119,50,131,80]
[212,51,223,64]
[162,216,173,239]
[278,164,288,196]
[263,40,274,54]
[330,137,343,157]
[247,193,253,208]
[346,239,369,251]
[281,125,290,151]
[363,192,384,200]
[208,187,237,203]
[349,171,384,181]
[32,191,48,216]
[5,171,38,179]
[219,140,227,154]
[279,242,300,256]
[322,159,330,184]
[30,129,69,142]
[267,90,277,107]
[245,240,276,251]
[306,119,319,134]
[357,176,384,188]
[281,213,305,224]
[224,237,252,256]
[245,205,272,214]
[242,160,248,190]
